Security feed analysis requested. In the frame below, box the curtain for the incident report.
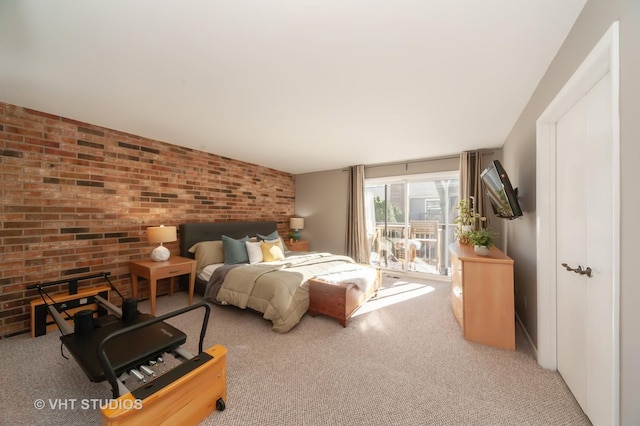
[459,151,485,220]
[345,165,369,264]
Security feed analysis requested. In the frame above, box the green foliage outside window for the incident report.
[373,196,404,223]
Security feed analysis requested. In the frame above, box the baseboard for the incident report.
[516,312,538,360]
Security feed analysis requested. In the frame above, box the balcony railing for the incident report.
[369,222,454,275]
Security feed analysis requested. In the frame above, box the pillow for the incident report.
[257,231,286,253]
[188,241,224,272]
[257,230,279,241]
[222,235,250,264]
[266,238,286,253]
[260,240,285,262]
[245,241,264,264]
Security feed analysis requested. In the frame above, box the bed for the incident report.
[179,221,379,332]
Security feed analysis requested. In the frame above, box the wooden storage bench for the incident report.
[308,268,380,327]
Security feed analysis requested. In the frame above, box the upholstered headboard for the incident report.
[179,221,278,259]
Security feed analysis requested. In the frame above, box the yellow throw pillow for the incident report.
[260,240,285,262]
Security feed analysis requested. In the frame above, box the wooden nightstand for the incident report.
[129,255,196,316]
[287,240,309,252]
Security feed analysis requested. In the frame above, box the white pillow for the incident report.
[245,241,264,264]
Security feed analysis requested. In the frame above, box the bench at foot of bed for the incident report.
[308,267,380,327]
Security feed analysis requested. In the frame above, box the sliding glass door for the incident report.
[365,172,459,277]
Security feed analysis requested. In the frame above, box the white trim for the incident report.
[535,21,620,425]
[535,122,557,369]
[609,22,621,426]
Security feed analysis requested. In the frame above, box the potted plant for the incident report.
[467,228,496,256]
[454,198,486,244]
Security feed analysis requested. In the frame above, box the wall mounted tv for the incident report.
[480,160,523,220]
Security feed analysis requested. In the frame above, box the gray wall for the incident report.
[295,156,470,255]
[502,0,639,423]
[294,169,349,255]
[296,0,640,422]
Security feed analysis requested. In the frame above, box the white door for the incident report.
[555,72,614,426]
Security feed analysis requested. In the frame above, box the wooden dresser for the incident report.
[450,241,515,350]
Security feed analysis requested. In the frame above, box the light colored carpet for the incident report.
[0,274,590,425]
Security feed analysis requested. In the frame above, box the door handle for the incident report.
[561,263,593,278]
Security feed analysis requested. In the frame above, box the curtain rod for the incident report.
[364,154,459,170]
[342,150,495,171]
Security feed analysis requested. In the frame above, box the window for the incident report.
[365,172,458,276]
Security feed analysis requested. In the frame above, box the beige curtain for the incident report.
[459,151,485,220]
[346,165,369,264]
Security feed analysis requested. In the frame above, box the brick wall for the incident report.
[0,102,295,337]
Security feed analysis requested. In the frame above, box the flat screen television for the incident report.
[480,160,523,220]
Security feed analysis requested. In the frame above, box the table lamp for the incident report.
[147,225,177,261]
[289,217,304,241]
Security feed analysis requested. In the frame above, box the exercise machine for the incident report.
[28,272,226,425]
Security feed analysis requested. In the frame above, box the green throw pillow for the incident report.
[222,235,250,264]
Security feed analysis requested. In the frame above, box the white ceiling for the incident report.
[0,0,586,174]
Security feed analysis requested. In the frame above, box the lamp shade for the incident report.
[147,225,177,244]
[290,218,304,230]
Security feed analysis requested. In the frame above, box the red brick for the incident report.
[0,101,295,337]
